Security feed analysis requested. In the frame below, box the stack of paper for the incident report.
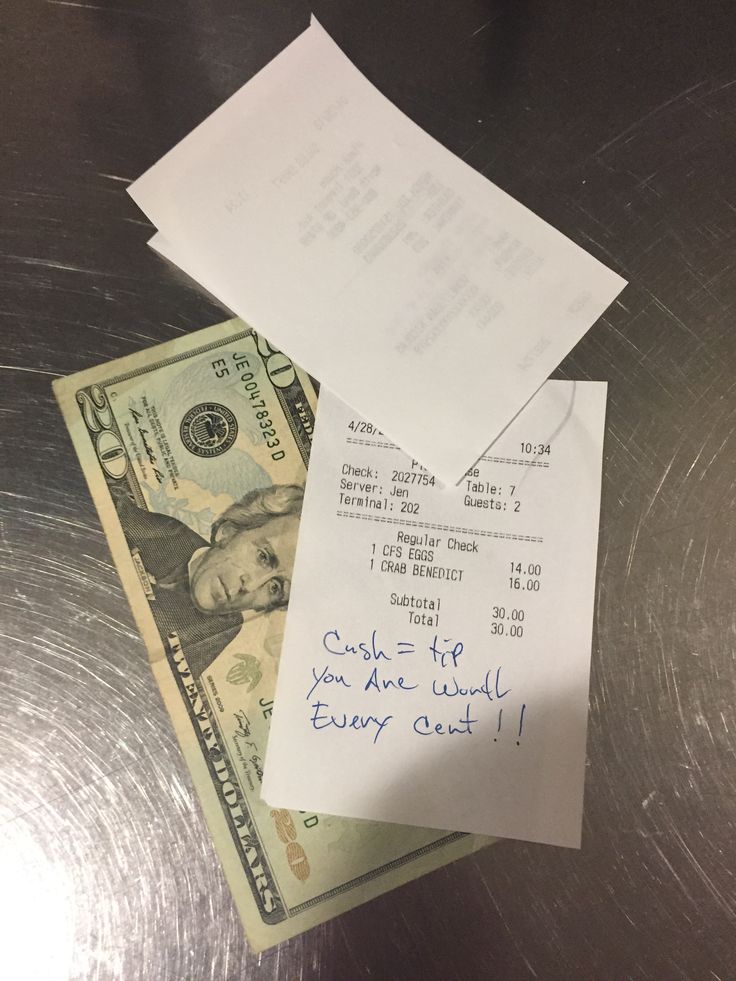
[130,18,623,486]
[57,13,626,950]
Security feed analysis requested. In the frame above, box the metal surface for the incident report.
[1,1,734,978]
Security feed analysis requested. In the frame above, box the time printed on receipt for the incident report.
[262,381,608,849]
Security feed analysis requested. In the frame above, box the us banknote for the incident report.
[54,319,491,950]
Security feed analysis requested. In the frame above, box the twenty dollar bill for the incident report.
[54,319,490,950]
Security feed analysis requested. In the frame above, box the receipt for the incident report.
[262,382,607,848]
[130,20,624,484]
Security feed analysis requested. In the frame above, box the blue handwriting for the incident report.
[432,667,510,702]
[306,664,352,701]
[413,702,477,736]
[429,636,464,669]
[364,666,418,694]
[323,628,391,661]
[310,700,393,744]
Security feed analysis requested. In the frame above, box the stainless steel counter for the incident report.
[2,2,735,978]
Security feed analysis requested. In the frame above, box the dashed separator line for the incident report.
[346,437,399,449]
[336,510,543,544]
[344,438,551,468]
[480,455,550,468]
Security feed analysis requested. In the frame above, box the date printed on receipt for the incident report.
[262,381,608,849]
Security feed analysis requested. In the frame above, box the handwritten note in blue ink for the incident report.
[262,382,608,848]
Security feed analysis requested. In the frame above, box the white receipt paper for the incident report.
[129,19,625,485]
[262,382,607,848]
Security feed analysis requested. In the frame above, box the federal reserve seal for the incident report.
[180,403,238,457]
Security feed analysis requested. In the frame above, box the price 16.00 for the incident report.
[509,561,542,592]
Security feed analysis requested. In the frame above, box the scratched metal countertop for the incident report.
[1,2,735,979]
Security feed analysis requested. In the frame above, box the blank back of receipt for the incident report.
[130,20,625,484]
